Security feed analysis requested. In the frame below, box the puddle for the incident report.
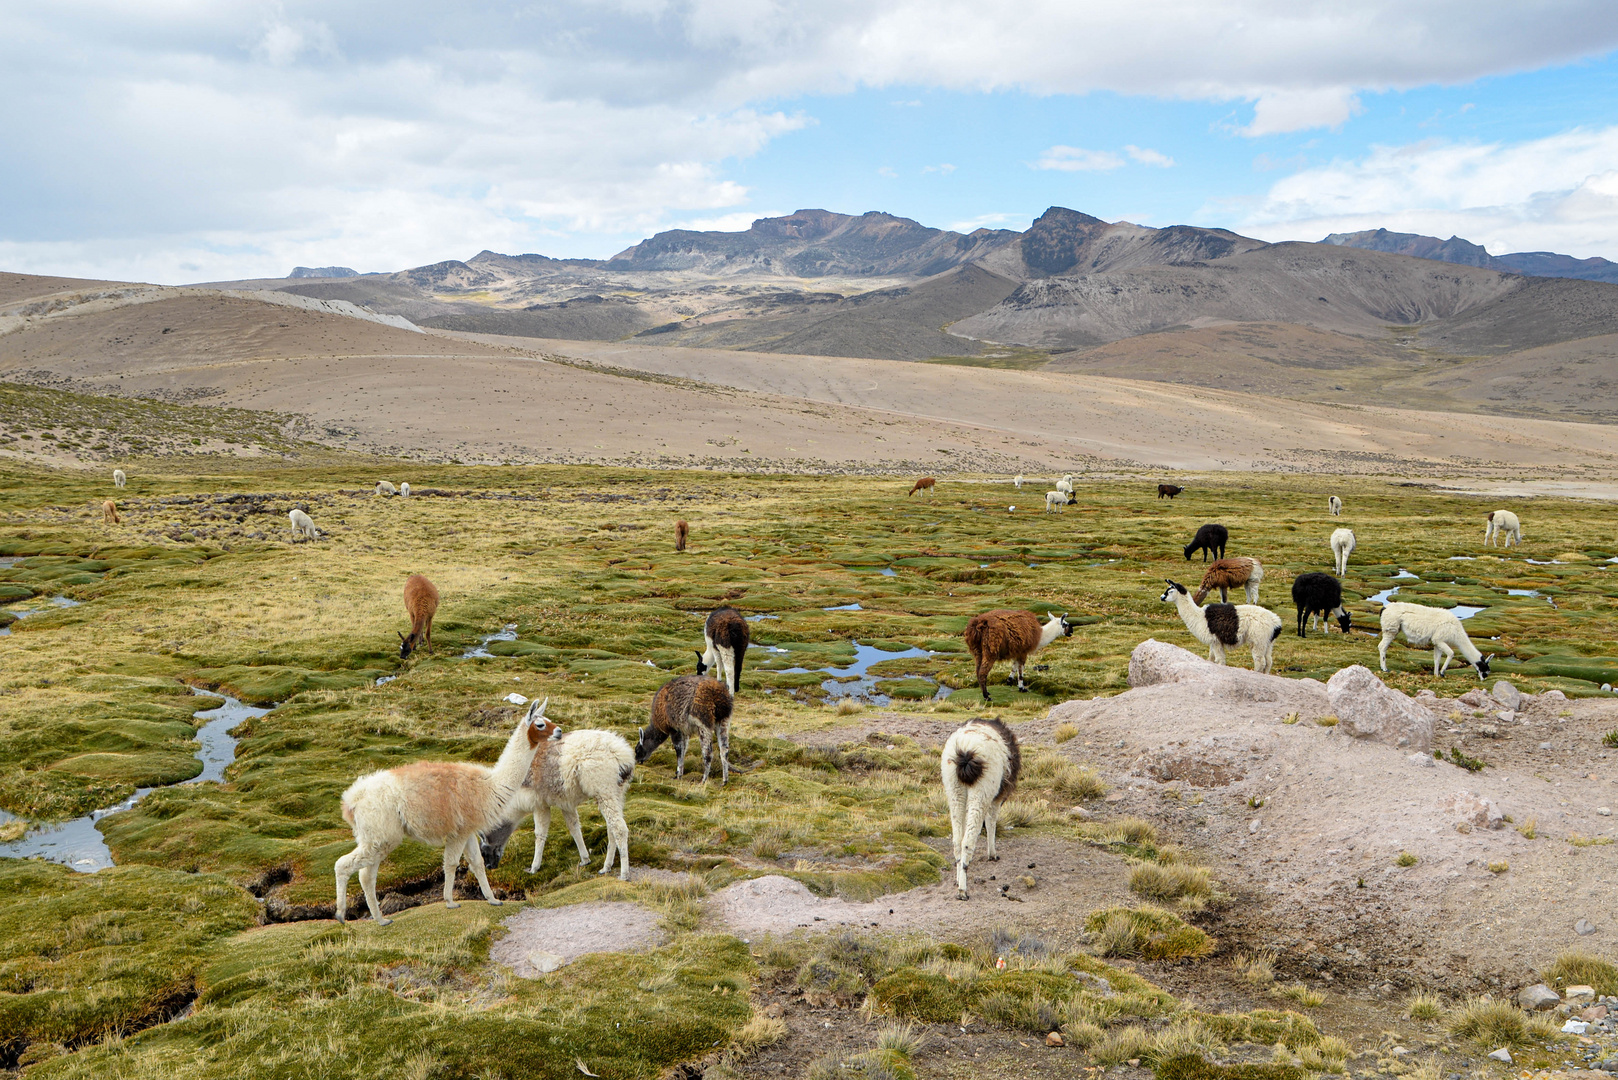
[0,557,19,569]
[1506,589,1542,598]
[1447,556,1476,561]
[1367,587,1400,605]
[0,689,270,872]
[1524,558,1564,565]
[1,595,83,637]
[851,566,897,577]
[781,641,934,705]
[1393,569,1419,580]
[1451,605,1484,620]
[746,613,780,622]
[823,603,863,612]
[461,624,517,658]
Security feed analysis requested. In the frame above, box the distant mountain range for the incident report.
[1322,229,1618,284]
[287,266,359,279]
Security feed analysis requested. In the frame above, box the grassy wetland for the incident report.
[2,393,1618,1075]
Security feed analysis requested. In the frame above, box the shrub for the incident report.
[1405,993,1442,1021]
[1130,861,1215,901]
[1445,997,1531,1047]
[1396,851,1418,867]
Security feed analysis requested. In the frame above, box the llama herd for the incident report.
[316,477,1533,920]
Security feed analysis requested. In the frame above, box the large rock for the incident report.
[1518,984,1561,1011]
[1127,640,1329,709]
[1326,666,1437,752]
[1492,680,1524,710]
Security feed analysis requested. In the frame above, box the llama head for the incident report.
[521,697,559,747]
[1335,609,1353,634]
[1160,580,1188,602]
[1475,654,1493,680]
[694,649,708,676]
[397,630,415,659]
[1045,611,1075,637]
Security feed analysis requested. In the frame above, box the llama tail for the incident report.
[954,748,985,787]
[1270,625,1283,643]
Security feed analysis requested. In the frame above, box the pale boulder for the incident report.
[1325,665,1437,753]
[1518,984,1560,1011]
[1442,790,1505,831]
[1492,680,1524,710]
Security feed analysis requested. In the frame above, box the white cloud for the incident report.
[5,2,1618,279]
[921,163,956,174]
[946,212,1023,232]
[877,166,898,178]
[1124,145,1175,167]
[1237,126,1618,257]
[1034,146,1125,172]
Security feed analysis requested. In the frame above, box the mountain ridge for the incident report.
[1323,227,1618,284]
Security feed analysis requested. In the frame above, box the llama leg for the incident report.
[984,801,1000,861]
[334,848,360,923]
[672,731,688,779]
[562,804,590,865]
[946,788,966,865]
[1378,631,1394,672]
[460,835,501,905]
[358,860,392,925]
[1210,642,1227,666]
[717,719,730,785]
[442,841,464,908]
[698,727,714,783]
[1435,643,1453,677]
[1014,659,1027,691]
[957,798,986,899]
[600,799,631,879]
[529,809,551,874]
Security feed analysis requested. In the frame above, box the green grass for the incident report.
[4,427,1618,1074]
[1543,951,1618,996]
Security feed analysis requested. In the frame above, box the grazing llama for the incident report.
[941,718,1020,900]
[1330,527,1356,576]
[480,725,635,879]
[1157,483,1182,499]
[1291,572,1351,637]
[636,674,733,783]
[908,477,936,497]
[963,609,1075,703]
[1160,579,1282,673]
[1044,490,1067,513]
[1329,495,1342,516]
[112,469,126,488]
[288,508,319,542]
[1013,474,1024,489]
[1484,510,1522,548]
[675,519,688,552]
[334,698,552,925]
[1183,523,1228,562]
[1191,557,1263,604]
[696,606,749,693]
[102,500,120,525]
[398,574,439,658]
[399,482,411,498]
[1378,602,1492,680]
[375,481,397,497]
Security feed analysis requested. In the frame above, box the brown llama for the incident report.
[1158,483,1183,499]
[675,519,688,551]
[102,500,120,524]
[399,574,440,659]
[963,609,1075,703]
[908,477,936,497]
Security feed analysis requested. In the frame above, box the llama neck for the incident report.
[491,723,542,797]
[1454,635,1483,664]
[1172,591,1202,628]
[1037,618,1064,649]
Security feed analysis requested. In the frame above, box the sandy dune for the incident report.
[2,272,1616,479]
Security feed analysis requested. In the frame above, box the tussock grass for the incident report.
[1444,997,1538,1047]
[1129,861,1215,902]
[1543,951,1618,996]
[1053,721,1079,743]
[1405,992,1443,1021]
[1233,951,1277,986]
[1275,982,1325,1008]
[1085,905,1214,961]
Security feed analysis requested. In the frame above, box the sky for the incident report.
[4,2,1618,284]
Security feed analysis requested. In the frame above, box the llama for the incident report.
[376,481,397,497]
[1290,571,1351,637]
[1378,602,1492,680]
[1044,490,1067,513]
[696,606,749,693]
[102,500,120,525]
[112,469,126,488]
[1056,475,1075,498]
[636,674,733,783]
[1158,483,1182,499]
[335,698,552,925]
[288,508,319,542]
[398,574,440,658]
[1192,557,1263,604]
[1183,523,1228,562]
[400,482,410,498]
[941,718,1020,900]
[908,477,936,497]
[675,519,689,552]
[1329,495,1342,516]
[963,609,1075,703]
[480,726,635,879]
[1160,579,1283,673]
[1013,475,1024,489]
[1330,528,1356,576]
[1484,510,1522,548]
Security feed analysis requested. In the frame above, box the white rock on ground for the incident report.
[1519,983,1562,1011]
[1493,681,1525,710]
[1442,790,1505,831]
[1326,665,1437,752]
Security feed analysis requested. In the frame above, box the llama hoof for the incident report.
[444,901,460,909]
[375,917,392,927]
[486,898,502,906]
[528,864,543,874]
[956,889,970,901]
[987,855,1000,861]
[578,858,590,866]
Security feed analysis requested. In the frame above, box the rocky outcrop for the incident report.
[1127,639,1330,711]
[1326,665,1436,752]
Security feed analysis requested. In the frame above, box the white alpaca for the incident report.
[1013,474,1024,489]
[288,508,319,542]
[335,698,552,925]
[112,469,126,488]
[1484,510,1522,548]
[1160,579,1283,673]
[1330,527,1356,576]
[375,481,397,497]
[1329,495,1342,516]
[1044,490,1067,513]
[1055,475,1075,499]
[479,728,635,879]
[1378,602,1493,680]
[941,718,1020,901]
[399,482,410,498]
